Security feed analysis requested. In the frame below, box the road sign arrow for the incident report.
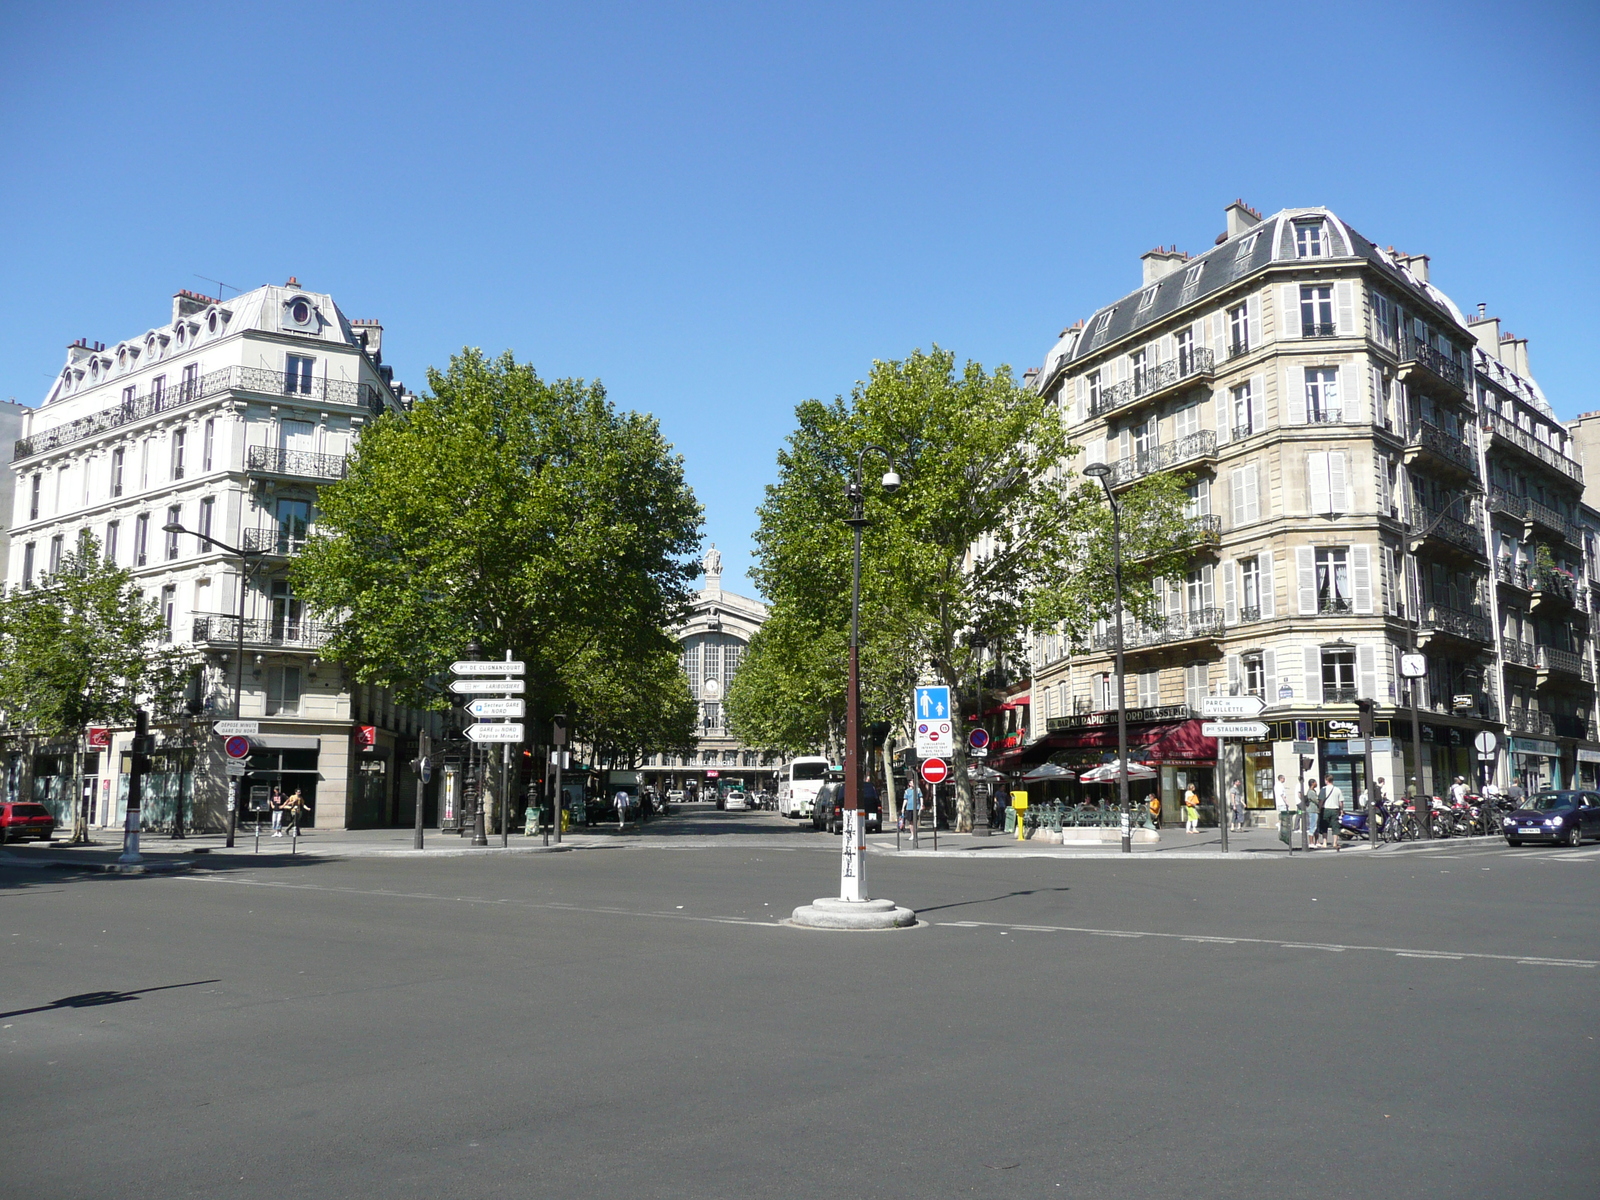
[450,678,526,694]
[1200,721,1270,739]
[464,722,525,743]
[1198,696,1266,718]
[451,660,526,675]
[213,720,259,736]
[467,699,526,719]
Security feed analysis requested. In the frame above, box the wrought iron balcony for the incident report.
[14,365,394,461]
[1404,421,1479,478]
[191,613,334,649]
[1231,424,1256,441]
[1105,430,1218,488]
[246,446,348,481]
[1236,605,1262,624]
[1419,603,1493,646]
[1088,607,1224,653]
[1397,331,1467,395]
[1523,496,1582,547]
[1317,596,1354,615]
[1536,645,1591,682]
[240,527,313,555]
[1301,322,1338,338]
[1484,413,1585,484]
[1046,704,1193,733]
[1501,637,1536,668]
[1322,686,1359,704]
[1090,348,1215,418]
[1409,507,1486,559]
[1228,340,1251,360]
[1495,558,1533,590]
[1508,708,1556,737]
[1531,568,1578,612]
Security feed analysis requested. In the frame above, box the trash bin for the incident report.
[1278,811,1297,846]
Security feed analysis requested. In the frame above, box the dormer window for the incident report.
[175,325,186,346]
[208,311,218,333]
[1295,220,1326,258]
[1234,233,1259,261]
[285,296,316,330]
[1182,263,1204,289]
[1137,286,1158,312]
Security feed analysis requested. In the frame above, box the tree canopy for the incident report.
[728,346,1197,827]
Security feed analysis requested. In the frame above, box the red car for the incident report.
[0,802,57,843]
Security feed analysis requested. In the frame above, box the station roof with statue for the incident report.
[676,545,767,643]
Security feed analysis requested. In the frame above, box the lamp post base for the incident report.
[789,896,916,930]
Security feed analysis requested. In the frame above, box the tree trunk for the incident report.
[69,743,88,844]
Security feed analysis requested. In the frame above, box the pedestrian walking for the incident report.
[270,786,286,837]
[286,788,305,835]
[1183,781,1200,833]
[1302,777,1321,846]
[901,781,920,832]
[1228,778,1246,831]
[614,788,631,829]
[1321,775,1344,847]
[1449,775,1470,806]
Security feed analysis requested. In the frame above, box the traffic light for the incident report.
[551,714,568,746]
[864,721,892,749]
[129,733,154,775]
[410,730,433,781]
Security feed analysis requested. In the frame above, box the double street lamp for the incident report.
[1081,464,1133,854]
[164,521,264,849]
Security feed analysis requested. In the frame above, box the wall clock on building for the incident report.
[702,678,722,701]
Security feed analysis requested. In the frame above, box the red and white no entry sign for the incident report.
[920,758,949,785]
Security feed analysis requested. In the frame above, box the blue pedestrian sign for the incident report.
[915,686,951,721]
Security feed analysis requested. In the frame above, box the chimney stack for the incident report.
[1500,333,1531,381]
[1396,252,1430,283]
[1140,245,1189,286]
[1466,308,1501,359]
[1224,199,1262,239]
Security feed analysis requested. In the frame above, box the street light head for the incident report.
[162,522,185,534]
[881,470,901,494]
[1082,463,1111,479]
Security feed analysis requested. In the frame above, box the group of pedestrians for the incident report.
[268,787,304,837]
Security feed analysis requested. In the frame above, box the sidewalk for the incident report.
[871,822,1369,859]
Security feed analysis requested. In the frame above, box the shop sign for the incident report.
[1577,749,1600,764]
[1293,741,1315,754]
[1327,720,1360,737]
[1452,694,1475,711]
[1325,741,1347,755]
[1510,737,1559,757]
[1371,738,1393,753]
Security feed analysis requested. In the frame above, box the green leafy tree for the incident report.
[569,644,698,791]
[292,348,704,729]
[0,534,195,841]
[734,346,1197,829]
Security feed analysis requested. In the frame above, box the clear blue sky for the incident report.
[3,1,1595,598]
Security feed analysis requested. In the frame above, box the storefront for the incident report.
[1510,736,1562,791]
[1577,747,1600,789]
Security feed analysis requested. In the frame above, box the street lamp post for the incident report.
[969,632,989,836]
[164,522,263,849]
[1083,464,1132,855]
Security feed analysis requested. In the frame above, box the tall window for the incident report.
[1315,548,1350,613]
[1300,285,1335,336]
[151,375,166,408]
[122,385,135,405]
[266,665,302,715]
[1174,400,1200,438]
[29,473,40,520]
[1295,221,1325,258]
[171,428,186,480]
[1243,653,1265,698]
[1087,371,1102,412]
[1175,328,1194,374]
[1305,368,1340,422]
[48,534,63,574]
[160,585,176,640]
[286,355,315,395]
[1372,292,1396,345]
[276,498,311,552]
[199,496,214,547]
[21,543,35,588]
[105,520,120,564]
[203,419,215,471]
[1130,349,1147,393]
[1228,303,1249,356]
[270,580,303,641]
[140,438,151,490]
[165,506,181,560]
[181,362,198,396]
[1230,382,1254,438]
[1321,646,1356,701]
[110,448,124,497]
[134,514,150,566]
[702,702,720,730]
[1240,557,1261,618]
[55,465,67,514]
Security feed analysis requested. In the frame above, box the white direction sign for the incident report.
[1201,721,1270,739]
[213,720,260,736]
[452,660,526,675]
[224,759,248,777]
[450,678,526,694]
[1198,696,1265,718]
[465,722,525,743]
[467,698,525,719]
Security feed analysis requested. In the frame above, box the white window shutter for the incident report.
[1335,280,1356,336]
[1159,334,1172,363]
[1216,388,1231,446]
[1202,563,1215,610]
[1227,654,1241,695]
[1352,544,1373,613]
[1119,429,1130,461]
[1249,294,1262,348]
[1285,366,1306,423]
[1357,643,1377,700]
[1259,552,1275,618]
[1076,376,1087,423]
[1381,546,1395,614]
[1263,648,1277,704]
[1250,374,1266,434]
[1222,560,1237,624]
[1296,546,1317,614]
[1281,285,1300,340]
[1304,646,1322,704]
[1211,311,1226,355]
[1244,463,1261,522]
[1330,451,1350,512]
[1088,437,1105,465]
[1308,452,1330,515]
[1195,477,1211,515]
[1231,468,1247,526]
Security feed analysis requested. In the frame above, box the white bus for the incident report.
[777,756,833,818]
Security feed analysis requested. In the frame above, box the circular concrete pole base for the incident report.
[789,896,916,930]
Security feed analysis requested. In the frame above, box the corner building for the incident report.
[1023,202,1591,816]
[5,285,437,831]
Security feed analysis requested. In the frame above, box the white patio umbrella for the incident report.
[1078,760,1157,783]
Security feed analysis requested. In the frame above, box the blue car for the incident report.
[1503,790,1600,847]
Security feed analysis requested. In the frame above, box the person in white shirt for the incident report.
[1449,776,1470,806]
[614,789,631,829]
[1319,775,1344,847]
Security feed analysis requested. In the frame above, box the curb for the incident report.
[0,852,194,876]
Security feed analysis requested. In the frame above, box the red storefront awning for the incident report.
[993,718,1217,772]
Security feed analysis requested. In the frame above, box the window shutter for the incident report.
[1222,560,1237,624]
[1227,654,1241,695]
[1159,333,1172,363]
[1195,477,1211,515]
[1216,388,1231,447]
[1296,546,1317,614]
[1211,311,1226,355]
[1259,552,1275,618]
[1244,463,1261,522]
[1231,468,1247,526]
[1352,544,1373,613]
[1285,366,1306,423]
[1263,648,1277,705]
[1308,452,1330,515]
[1380,546,1396,614]
[1304,646,1322,704]
[1076,376,1087,423]
[1335,280,1357,336]
[1088,437,1105,465]
[1202,564,1215,611]
[1338,366,1360,424]
[1330,451,1350,512]
[1357,643,1377,700]
[1250,374,1266,434]
[1280,285,1300,340]
[1249,294,1262,348]
[1376,454,1391,515]
[1151,576,1165,617]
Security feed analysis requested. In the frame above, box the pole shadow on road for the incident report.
[915,886,1072,915]
[0,978,220,1020]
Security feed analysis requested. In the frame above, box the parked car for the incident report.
[725,789,749,812]
[1504,790,1600,846]
[811,781,882,834]
[0,802,57,843]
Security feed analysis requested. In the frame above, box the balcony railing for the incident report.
[1508,709,1556,737]
[1307,407,1347,425]
[1496,558,1534,589]
[1317,596,1354,615]
[1228,340,1251,360]
[1484,413,1585,484]
[1501,638,1536,668]
[1398,331,1466,393]
[1420,604,1493,645]
[1322,686,1359,704]
[1525,497,1581,545]
[1231,424,1256,441]
[1236,605,1262,624]
[1410,507,1485,557]
[191,613,335,649]
[1090,348,1215,417]
[1105,430,1218,487]
[1046,704,1193,733]
[15,365,394,460]
[240,527,313,555]
[1301,322,1337,338]
[1537,645,1591,681]
[1089,607,1224,653]
[246,446,348,481]
[1405,421,1479,475]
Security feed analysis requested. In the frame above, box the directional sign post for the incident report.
[451,660,526,675]
[213,720,260,737]
[466,699,525,719]
[1198,696,1266,719]
[450,678,527,695]
[465,722,524,744]
[1201,721,1270,739]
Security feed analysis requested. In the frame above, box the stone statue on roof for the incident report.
[703,544,722,578]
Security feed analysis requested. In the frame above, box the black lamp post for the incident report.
[1082,464,1132,854]
[845,447,900,831]
[969,632,989,835]
[164,521,263,848]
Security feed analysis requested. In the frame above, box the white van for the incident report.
[777,756,832,818]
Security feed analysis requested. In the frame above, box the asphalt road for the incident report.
[4,811,1598,1199]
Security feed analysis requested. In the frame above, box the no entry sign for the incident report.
[920,758,949,785]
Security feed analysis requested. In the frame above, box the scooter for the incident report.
[1337,807,1374,841]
